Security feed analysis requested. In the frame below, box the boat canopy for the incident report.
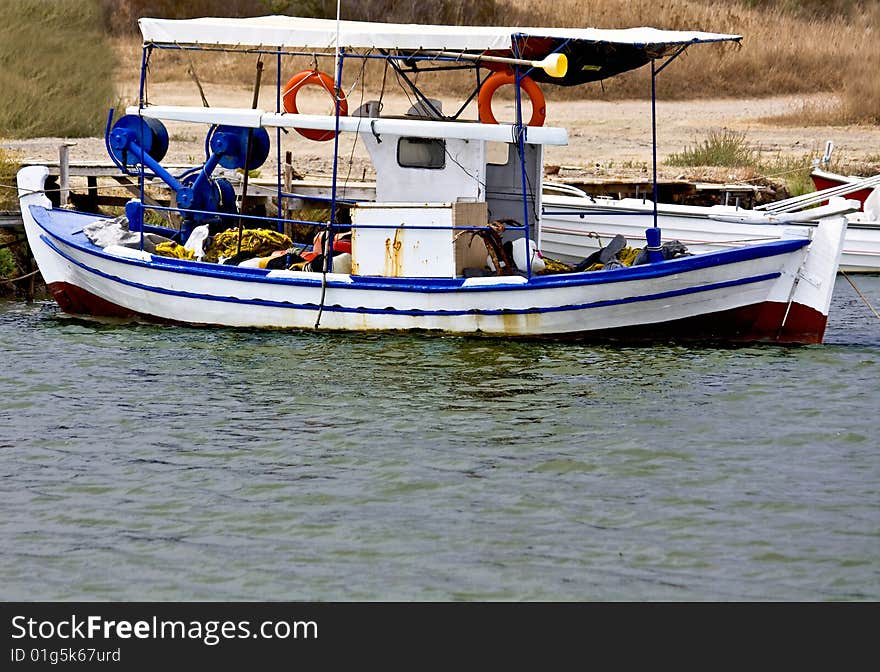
[138,16,742,85]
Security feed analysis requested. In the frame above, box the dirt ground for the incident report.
[4,80,880,189]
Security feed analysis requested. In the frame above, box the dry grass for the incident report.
[0,0,117,138]
[664,127,878,196]
[0,149,24,288]
[107,0,880,127]
[839,47,880,124]
[500,0,879,117]
[4,1,878,139]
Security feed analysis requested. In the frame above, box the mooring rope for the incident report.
[0,268,41,284]
[0,183,62,196]
[841,270,880,320]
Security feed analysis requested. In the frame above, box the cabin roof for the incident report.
[127,105,570,145]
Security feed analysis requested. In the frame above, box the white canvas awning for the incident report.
[138,15,741,86]
[139,15,739,52]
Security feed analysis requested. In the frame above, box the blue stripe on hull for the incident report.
[41,232,781,319]
[32,205,807,293]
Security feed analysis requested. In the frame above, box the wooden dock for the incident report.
[1,211,23,228]
[546,177,771,208]
[20,159,193,211]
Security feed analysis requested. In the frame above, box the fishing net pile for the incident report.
[152,228,294,263]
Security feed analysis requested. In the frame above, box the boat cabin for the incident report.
[350,100,552,277]
[132,100,567,278]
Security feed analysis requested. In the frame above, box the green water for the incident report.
[1,276,878,600]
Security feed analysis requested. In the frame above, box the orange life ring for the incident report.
[282,70,349,142]
[477,71,546,127]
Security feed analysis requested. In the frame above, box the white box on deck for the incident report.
[351,201,488,278]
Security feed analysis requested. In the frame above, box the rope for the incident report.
[757,163,813,181]
[314,262,328,330]
[377,57,389,115]
[0,183,64,196]
[841,270,880,320]
[313,225,333,330]
[1,268,40,284]
[341,51,372,195]
[186,57,210,107]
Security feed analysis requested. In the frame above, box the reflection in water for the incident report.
[0,276,878,600]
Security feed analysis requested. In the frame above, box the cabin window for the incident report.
[397,137,446,169]
[487,142,512,166]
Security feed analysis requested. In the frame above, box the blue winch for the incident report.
[106,113,270,240]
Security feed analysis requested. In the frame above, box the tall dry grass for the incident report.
[109,0,879,125]
[2,0,877,139]
[664,129,842,196]
[100,0,500,34]
[107,0,502,104]
[500,0,879,118]
[0,0,116,138]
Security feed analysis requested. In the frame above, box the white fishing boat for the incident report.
[17,14,847,343]
[541,179,879,273]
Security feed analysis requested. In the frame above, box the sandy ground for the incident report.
[4,80,879,188]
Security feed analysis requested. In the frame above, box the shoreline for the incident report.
[4,89,879,182]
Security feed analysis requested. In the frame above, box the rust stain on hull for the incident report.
[384,228,404,277]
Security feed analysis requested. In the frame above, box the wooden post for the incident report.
[58,142,76,206]
[283,151,293,239]
[24,234,35,302]
[86,176,99,213]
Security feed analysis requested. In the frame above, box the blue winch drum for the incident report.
[108,115,169,165]
[207,125,271,171]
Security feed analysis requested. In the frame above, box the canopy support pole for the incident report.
[384,57,447,120]
[135,44,155,250]
[647,44,690,262]
[513,36,533,279]
[275,48,283,233]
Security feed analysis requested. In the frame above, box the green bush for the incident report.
[0,148,20,210]
[667,129,757,167]
[0,248,16,280]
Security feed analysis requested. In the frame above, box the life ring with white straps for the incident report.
[477,71,546,127]
[282,70,349,141]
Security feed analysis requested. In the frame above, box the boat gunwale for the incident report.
[31,204,810,294]
[37,231,786,319]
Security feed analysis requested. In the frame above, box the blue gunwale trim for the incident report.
[40,232,781,318]
[32,205,806,294]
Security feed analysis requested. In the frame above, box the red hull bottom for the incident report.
[46,281,828,344]
[48,282,140,319]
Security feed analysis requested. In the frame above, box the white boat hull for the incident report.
[19,167,845,344]
[540,193,878,274]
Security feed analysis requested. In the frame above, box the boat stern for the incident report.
[775,216,847,343]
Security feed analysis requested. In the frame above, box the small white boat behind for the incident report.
[541,184,877,274]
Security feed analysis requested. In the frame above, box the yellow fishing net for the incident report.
[202,228,293,263]
[154,242,195,260]
[582,246,643,271]
[538,257,575,273]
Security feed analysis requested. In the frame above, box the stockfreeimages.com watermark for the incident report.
[11,614,318,647]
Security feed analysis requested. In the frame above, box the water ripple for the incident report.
[1,276,878,600]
